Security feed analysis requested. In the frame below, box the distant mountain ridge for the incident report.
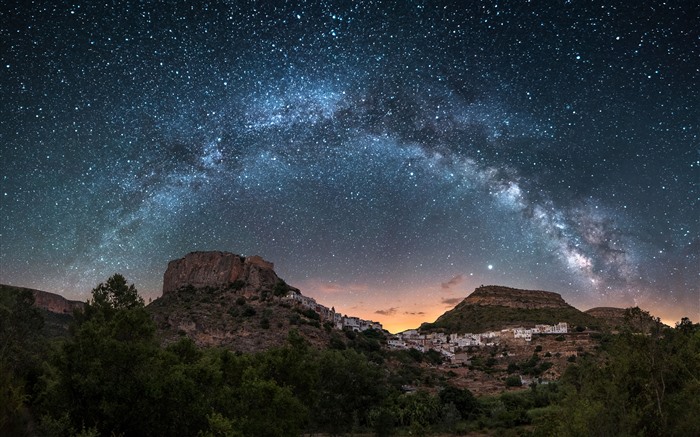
[585,306,665,333]
[0,284,85,314]
[420,285,600,334]
[0,284,85,337]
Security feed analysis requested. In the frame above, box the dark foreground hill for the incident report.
[420,285,600,333]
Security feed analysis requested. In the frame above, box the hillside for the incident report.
[420,285,600,334]
[585,306,665,333]
[0,284,85,337]
[148,251,338,352]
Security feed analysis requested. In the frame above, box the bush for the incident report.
[301,308,320,321]
[242,306,256,317]
[229,280,245,291]
[505,375,523,387]
[273,280,288,297]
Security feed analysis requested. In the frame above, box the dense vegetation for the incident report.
[1,276,699,436]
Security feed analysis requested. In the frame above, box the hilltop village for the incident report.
[285,289,384,331]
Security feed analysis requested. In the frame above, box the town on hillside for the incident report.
[387,323,569,364]
[285,289,569,365]
[285,289,384,332]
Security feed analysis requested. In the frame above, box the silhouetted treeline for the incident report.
[1,276,699,436]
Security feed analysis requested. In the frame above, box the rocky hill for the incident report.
[149,251,336,352]
[420,285,600,334]
[162,251,288,295]
[463,285,571,309]
[0,284,85,337]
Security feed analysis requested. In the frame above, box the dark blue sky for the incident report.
[1,0,697,331]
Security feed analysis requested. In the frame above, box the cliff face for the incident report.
[0,284,85,338]
[31,289,85,314]
[463,285,570,309]
[162,251,279,295]
[0,284,85,314]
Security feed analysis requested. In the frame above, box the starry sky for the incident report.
[1,0,698,332]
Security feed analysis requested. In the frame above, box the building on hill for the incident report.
[388,322,570,364]
[513,327,533,341]
[284,290,382,332]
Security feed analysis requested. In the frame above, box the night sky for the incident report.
[2,1,698,332]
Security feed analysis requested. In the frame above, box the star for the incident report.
[0,0,697,333]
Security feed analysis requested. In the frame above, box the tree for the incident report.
[37,274,158,436]
[312,349,386,433]
[439,386,478,419]
[84,273,144,315]
[551,322,700,436]
[0,288,44,434]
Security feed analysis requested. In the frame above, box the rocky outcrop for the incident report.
[463,285,570,309]
[150,251,333,352]
[31,288,85,314]
[0,284,85,314]
[162,251,280,295]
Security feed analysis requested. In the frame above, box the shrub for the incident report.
[273,280,288,297]
[229,280,245,291]
[505,375,523,387]
[301,308,320,321]
[242,306,257,317]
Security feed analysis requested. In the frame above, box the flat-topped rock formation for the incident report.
[463,285,570,309]
[162,251,280,295]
